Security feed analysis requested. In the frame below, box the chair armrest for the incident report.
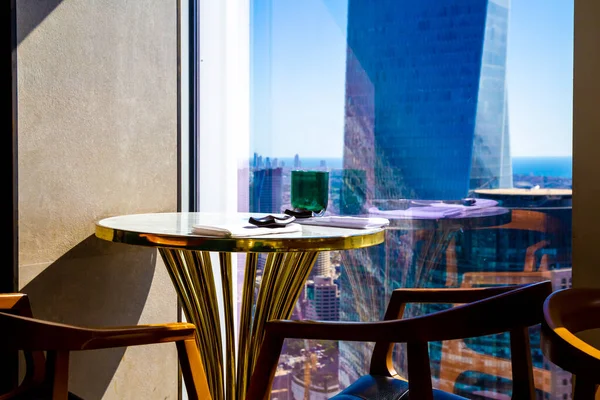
[0,293,34,316]
[0,312,197,351]
[0,293,26,308]
[82,322,198,350]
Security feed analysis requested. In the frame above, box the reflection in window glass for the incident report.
[246,0,573,398]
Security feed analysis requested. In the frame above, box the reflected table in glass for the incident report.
[95,212,385,400]
[366,206,512,292]
[342,206,511,331]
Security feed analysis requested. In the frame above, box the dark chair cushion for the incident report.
[331,375,468,400]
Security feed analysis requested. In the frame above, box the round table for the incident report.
[363,204,511,283]
[95,212,385,400]
[386,206,511,287]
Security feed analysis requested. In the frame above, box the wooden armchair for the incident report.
[541,287,600,399]
[0,293,211,400]
[247,280,553,400]
[438,210,570,395]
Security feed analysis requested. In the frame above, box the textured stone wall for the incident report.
[16,1,179,398]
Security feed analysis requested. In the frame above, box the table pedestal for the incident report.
[95,212,386,399]
[159,249,319,400]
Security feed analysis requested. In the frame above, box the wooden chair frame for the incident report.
[0,293,211,400]
[542,288,600,399]
[247,281,553,400]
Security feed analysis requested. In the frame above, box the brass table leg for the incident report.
[159,249,319,400]
[160,248,224,399]
[239,251,319,400]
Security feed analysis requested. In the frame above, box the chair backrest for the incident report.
[249,281,553,400]
[542,288,600,399]
[369,281,554,400]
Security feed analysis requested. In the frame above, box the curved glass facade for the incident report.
[343,0,512,202]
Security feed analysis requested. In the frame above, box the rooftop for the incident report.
[474,188,572,197]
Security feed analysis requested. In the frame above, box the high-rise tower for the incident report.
[340,0,513,389]
[343,0,512,202]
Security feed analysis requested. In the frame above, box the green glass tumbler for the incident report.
[291,170,329,214]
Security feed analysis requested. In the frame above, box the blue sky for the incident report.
[251,0,574,158]
[506,0,573,157]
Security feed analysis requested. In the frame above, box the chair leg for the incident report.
[509,327,535,399]
[176,338,212,400]
[406,341,433,400]
[46,350,70,400]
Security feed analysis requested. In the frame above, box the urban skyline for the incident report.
[250,0,573,159]
[249,0,574,398]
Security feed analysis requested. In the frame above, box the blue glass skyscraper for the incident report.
[340,0,514,391]
[343,0,512,202]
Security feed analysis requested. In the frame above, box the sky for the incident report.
[251,0,574,159]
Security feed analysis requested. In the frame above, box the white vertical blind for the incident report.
[198,0,250,213]
[196,0,250,398]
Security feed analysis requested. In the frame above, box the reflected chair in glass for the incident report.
[437,269,570,395]
[445,209,566,287]
[247,281,552,400]
[0,293,211,400]
[439,210,570,395]
[541,287,600,399]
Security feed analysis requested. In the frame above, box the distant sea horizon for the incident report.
[512,156,572,178]
[273,156,573,179]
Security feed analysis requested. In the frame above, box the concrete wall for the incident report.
[16,1,179,398]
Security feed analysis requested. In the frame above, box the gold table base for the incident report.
[95,212,386,399]
[159,248,319,400]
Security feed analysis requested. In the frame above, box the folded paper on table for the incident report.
[294,216,390,229]
[367,207,463,219]
[192,222,302,238]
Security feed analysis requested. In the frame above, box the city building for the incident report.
[340,0,514,390]
[251,167,283,213]
[342,0,512,203]
[305,276,340,321]
[310,253,333,279]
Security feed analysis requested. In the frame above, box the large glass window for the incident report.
[242,0,573,398]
